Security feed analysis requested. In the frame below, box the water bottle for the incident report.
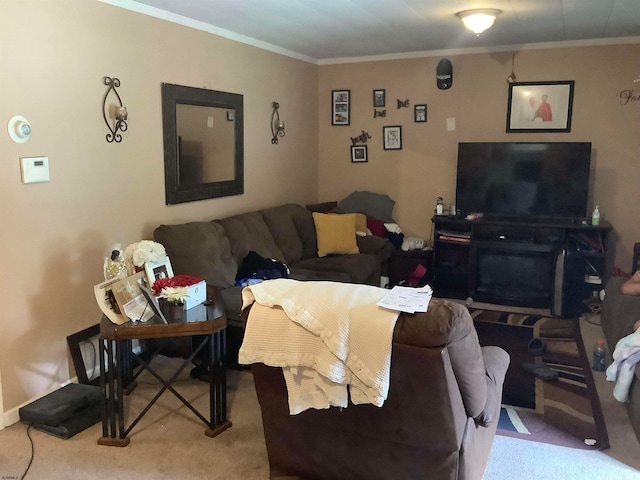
[592,205,600,226]
[593,338,606,371]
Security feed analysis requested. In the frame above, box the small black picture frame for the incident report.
[332,89,350,126]
[383,125,402,150]
[373,89,386,108]
[414,104,427,123]
[67,323,101,386]
[351,145,368,163]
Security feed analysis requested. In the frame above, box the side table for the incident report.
[98,301,231,447]
[388,248,433,287]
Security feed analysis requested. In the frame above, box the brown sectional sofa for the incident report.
[153,203,395,362]
[249,299,510,480]
[601,275,640,443]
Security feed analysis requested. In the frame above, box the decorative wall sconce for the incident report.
[102,76,128,143]
[271,102,285,144]
[8,115,31,143]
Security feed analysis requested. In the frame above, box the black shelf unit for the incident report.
[431,216,612,316]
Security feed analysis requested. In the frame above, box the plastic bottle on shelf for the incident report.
[593,338,606,371]
[592,205,600,226]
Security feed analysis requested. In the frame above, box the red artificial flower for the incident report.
[151,274,204,296]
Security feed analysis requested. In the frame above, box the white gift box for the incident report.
[185,280,207,309]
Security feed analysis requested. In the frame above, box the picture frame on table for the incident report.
[332,89,350,125]
[373,89,386,107]
[383,125,402,150]
[144,255,174,288]
[414,104,427,123]
[506,81,575,133]
[351,145,368,163]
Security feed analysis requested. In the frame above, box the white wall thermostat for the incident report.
[20,156,50,184]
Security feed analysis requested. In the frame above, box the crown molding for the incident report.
[99,1,640,66]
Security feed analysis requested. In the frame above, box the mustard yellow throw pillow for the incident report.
[312,213,360,257]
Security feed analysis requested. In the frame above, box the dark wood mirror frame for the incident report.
[161,83,244,205]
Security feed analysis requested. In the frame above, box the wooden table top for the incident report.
[100,303,226,340]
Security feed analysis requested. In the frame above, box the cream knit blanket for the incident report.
[238,279,399,414]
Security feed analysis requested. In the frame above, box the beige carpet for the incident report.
[0,359,269,480]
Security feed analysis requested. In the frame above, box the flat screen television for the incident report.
[455,142,592,220]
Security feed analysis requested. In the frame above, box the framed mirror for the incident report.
[161,83,244,205]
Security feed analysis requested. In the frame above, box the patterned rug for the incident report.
[470,308,610,450]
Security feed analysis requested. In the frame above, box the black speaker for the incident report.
[436,59,453,90]
[633,242,640,273]
[552,248,587,318]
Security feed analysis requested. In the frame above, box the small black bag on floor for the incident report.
[19,383,102,439]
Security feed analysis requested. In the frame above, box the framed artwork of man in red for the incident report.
[506,81,575,133]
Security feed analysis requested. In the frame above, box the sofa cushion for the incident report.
[218,211,286,265]
[312,212,359,257]
[261,204,305,265]
[294,253,378,285]
[153,221,237,288]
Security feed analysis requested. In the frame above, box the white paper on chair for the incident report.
[376,285,433,313]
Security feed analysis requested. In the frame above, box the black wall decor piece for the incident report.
[436,59,453,90]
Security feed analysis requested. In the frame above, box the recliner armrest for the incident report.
[475,346,510,427]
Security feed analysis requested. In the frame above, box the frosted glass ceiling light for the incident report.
[457,9,501,35]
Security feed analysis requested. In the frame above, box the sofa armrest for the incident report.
[601,276,640,349]
[474,346,510,427]
[356,235,395,261]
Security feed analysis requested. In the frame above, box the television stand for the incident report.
[431,216,612,317]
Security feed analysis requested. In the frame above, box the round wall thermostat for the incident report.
[8,115,32,143]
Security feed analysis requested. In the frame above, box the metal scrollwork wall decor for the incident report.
[271,101,285,144]
[102,76,128,143]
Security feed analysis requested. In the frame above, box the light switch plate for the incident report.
[447,118,456,131]
[20,156,50,183]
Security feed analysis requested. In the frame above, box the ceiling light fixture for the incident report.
[456,9,501,35]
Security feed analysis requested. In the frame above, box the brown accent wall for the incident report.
[318,45,640,272]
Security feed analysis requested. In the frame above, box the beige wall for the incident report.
[0,0,318,414]
[318,44,640,271]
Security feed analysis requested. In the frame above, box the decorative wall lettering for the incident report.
[351,130,372,146]
[618,89,639,106]
[374,109,386,118]
[397,99,410,108]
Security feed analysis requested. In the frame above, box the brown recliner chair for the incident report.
[249,299,510,480]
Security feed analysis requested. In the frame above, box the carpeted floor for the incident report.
[470,308,610,450]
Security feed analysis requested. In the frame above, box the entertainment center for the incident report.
[432,142,613,318]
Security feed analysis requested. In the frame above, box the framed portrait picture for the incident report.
[144,255,174,287]
[414,104,427,122]
[351,145,368,163]
[332,89,350,126]
[373,89,386,108]
[383,125,402,150]
[506,81,575,133]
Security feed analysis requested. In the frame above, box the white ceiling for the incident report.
[107,0,640,62]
